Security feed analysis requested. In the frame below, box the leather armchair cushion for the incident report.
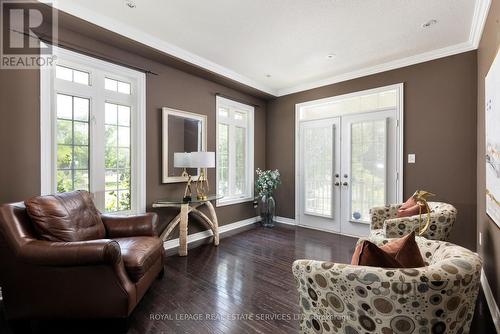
[114,237,163,282]
[102,213,158,238]
[25,191,106,242]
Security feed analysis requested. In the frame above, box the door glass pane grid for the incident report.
[217,123,229,196]
[303,125,333,217]
[234,126,246,195]
[350,119,386,222]
[105,102,131,212]
[56,93,90,193]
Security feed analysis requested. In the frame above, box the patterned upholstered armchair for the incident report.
[369,202,457,242]
[292,237,482,334]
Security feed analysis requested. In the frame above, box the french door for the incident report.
[298,109,399,237]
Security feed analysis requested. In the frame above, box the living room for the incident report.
[0,0,499,333]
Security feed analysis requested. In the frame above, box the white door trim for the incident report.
[294,83,404,233]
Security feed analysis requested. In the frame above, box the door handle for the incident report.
[334,182,340,186]
[342,182,349,186]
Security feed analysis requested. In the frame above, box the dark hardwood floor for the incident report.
[0,224,497,333]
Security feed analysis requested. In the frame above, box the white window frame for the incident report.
[216,96,254,207]
[40,45,146,214]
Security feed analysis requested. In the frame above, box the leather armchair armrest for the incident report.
[101,212,158,238]
[17,239,121,266]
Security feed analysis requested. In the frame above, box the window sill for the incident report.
[216,197,254,207]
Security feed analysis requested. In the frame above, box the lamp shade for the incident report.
[190,151,215,168]
[173,152,192,168]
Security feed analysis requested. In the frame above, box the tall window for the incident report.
[41,46,146,213]
[216,96,254,206]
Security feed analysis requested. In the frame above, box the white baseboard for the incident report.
[275,216,297,225]
[274,217,363,239]
[163,216,260,250]
[481,269,500,333]
[294,222,360,239]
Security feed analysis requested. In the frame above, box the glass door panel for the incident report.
[341,109,397,237]
[299,118,341,232]
[350,119,387,222]
[303,125,333,217]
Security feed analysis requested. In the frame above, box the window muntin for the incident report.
[56,93,90,193]
[234,126,246,195]
[56,65,90,85]
[105,77,131,95]
[217,123,229,196]
[104,102,132,212]
[216,97,254,206]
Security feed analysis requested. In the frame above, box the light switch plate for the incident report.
[408,154,416,164]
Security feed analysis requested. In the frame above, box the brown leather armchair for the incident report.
[0,191,164,320]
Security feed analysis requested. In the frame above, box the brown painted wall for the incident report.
[477,0,500,305]
[267,51,478,250]
[0,10,266,236]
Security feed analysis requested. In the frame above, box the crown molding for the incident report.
[48,0,491,98]
[277,0,491,96]
[49,1,278,96]
[276,42,475,96]
[470,0,492,48]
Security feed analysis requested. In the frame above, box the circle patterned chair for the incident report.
[369,202,457,244]
[292,237,482,334]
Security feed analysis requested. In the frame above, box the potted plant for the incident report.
[255,168,281,227]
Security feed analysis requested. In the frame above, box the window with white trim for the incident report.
[216,96,254,206]
[41,46,146,214]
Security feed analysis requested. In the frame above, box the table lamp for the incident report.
[174,152,193,202]
[190,151,215,200]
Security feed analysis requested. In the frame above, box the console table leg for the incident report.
[179,203,189,256]
[206,201,219,246]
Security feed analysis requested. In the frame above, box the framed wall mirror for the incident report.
[162,107,207,183]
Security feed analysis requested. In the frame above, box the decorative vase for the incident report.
[259,194,276,227]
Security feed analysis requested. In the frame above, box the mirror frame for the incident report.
[162,107,207,183]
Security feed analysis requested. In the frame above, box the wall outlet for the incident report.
[408,154,416,164]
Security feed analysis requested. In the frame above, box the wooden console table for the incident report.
[152,195,222,256]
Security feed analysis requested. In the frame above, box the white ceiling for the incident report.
[52,0,490,96]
